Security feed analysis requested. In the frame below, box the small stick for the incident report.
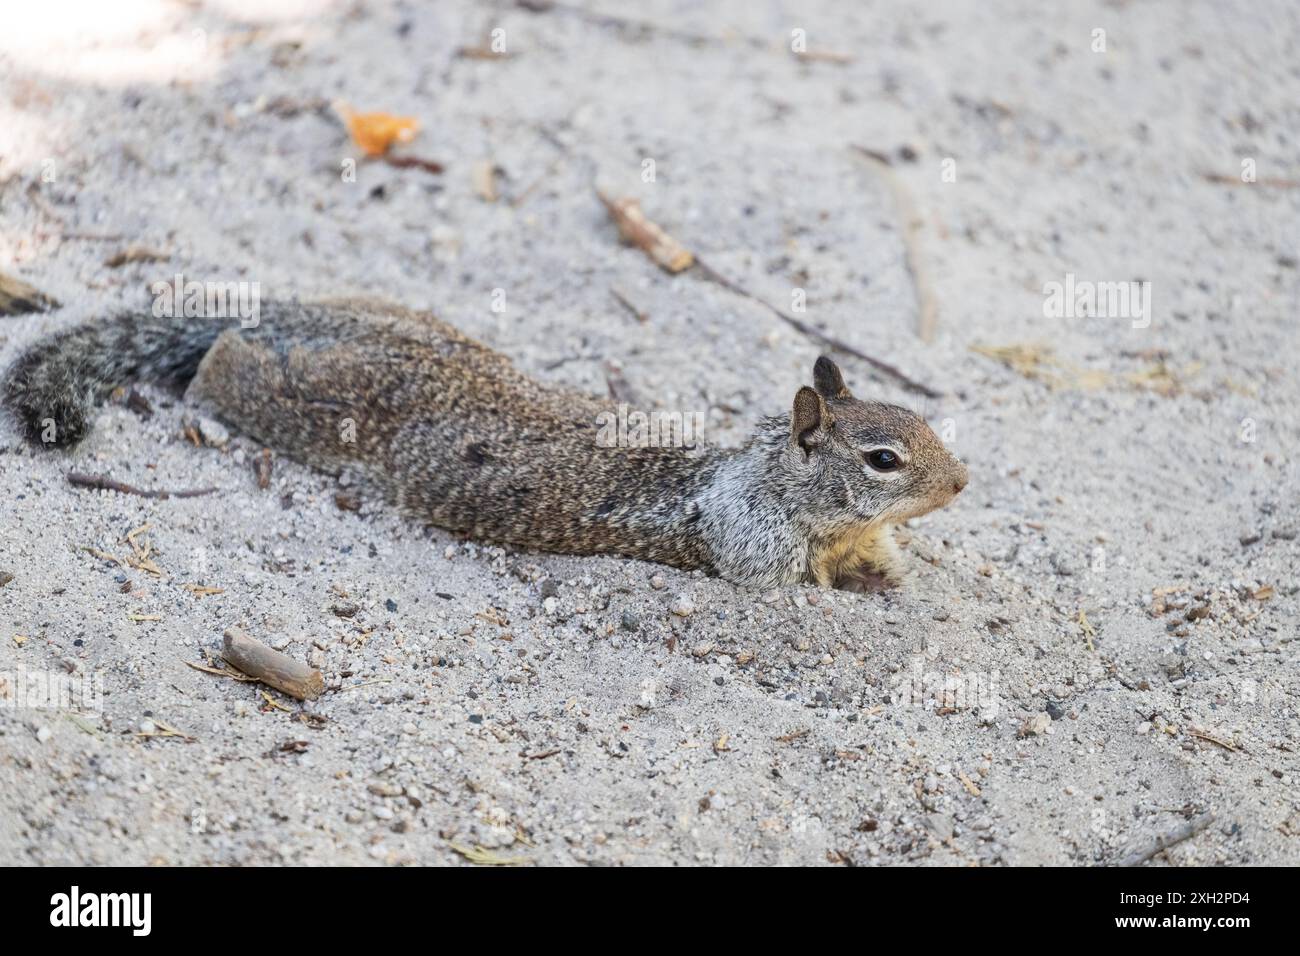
[33,230,125,242]
[0,270,59,315]
[509,156,562,208]
[1199,172,1300,189]
[603,360,638,404]
[221,627,324,701]
[692,257,942,398]
[850,145,938,343]
[793,49,855,65]
[254,448,273,490]
[104,245,170,268]
[81,546,123,565]
[515,0,765,49]
[957,768,982,797]
[596,190,694,273]
[379,155,445,175]
[775,728,811,743]
[185,660,257,682]
[67,472,218,500]
[610,287,648,323]
[1188,730,1238,752]
[1115,813,1215,867]
[1078,609,1096,652]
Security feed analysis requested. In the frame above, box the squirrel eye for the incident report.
[866,449,900,471]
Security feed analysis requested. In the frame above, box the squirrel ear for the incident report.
[813,356,851,399]
[791,386,830,453]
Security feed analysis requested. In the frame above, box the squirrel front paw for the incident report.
[833,557,907,592]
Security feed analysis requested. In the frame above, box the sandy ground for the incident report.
[1,0,1297,866]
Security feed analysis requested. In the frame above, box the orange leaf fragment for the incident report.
[334,101,419,157]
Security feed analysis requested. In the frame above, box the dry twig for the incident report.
[222,627,324,701]
[850,145,937,342]
[1115,813,1215,867]
[68,473,217,500]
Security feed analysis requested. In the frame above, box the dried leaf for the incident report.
[334,101,419,157]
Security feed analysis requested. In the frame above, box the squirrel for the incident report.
[3,297,967,590]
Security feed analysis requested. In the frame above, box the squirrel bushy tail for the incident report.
[3,303,369,447]
[4,314,225,446]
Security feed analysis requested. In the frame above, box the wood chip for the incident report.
[222,627,324,700]
[472,160,499,201]
[104,245,169,268]
[0,270,58,315]
[596,190,694,273]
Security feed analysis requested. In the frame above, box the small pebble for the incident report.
[670,595,695,617]
[195,416,230,448]
[1020,713,1051,737]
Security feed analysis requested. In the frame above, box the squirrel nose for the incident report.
[952,463,969,494]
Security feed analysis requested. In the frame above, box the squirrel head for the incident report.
[782,356,967,529]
